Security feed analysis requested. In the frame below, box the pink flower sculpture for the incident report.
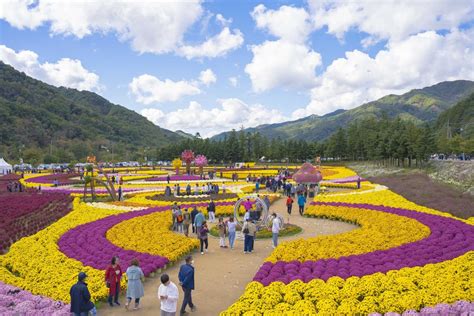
[181,150,195,175]
[194,155,208,175]
[292,162,322,184]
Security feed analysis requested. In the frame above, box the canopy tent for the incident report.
[293,162,322,184]
[0,158,12,175]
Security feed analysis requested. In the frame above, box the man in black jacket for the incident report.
[70,272,96,316]
[190,206,199,233]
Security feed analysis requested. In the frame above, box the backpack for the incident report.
[177,214,183,223]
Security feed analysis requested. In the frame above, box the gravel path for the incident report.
[100,195,357,316]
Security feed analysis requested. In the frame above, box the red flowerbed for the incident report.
[0,192,73,253]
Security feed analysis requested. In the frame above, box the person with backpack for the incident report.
[194,210,205,238]
[242,219,256,254]
[286,196,294,215]
[297,193,306,216]
[176,207,184,233]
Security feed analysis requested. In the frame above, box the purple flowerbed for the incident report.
[371,300,474,315]
[58,201,234,275]
[25,173,82,185]
[145,175,201,182]
[253,202,474,285]
[0,281,70,315]
[0,192,73,253]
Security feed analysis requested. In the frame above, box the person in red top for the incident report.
[105,256,123,307]
[286,196,294,215]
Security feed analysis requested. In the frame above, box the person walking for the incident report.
[171,203,179,231]
[263,195,270,211]
[207,199,216,223]
[182,208,191,237]
[227,217,237,249]
[176,207,184,233]
[158,273,179,316]
[297,193,306,216]
[70,272,96,316]
[286,196,294,215]
[243,219,256,254]
[178,256,196,315]
[271,213,281,248]
[190,207,198,234]
[217,217,227,248]
[125,258,145,310]
[118,186,123,201]
[105,256,122,307]
[194,210,204,237]
[198,221,209,255]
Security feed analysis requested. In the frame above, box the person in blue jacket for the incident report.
[70,272,96,316]
[178,255,196,315]
[297,193,306,216]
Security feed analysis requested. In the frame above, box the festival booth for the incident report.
[292,162,322,197]
[0,158,12,175]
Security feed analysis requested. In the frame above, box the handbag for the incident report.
[243,227,249,234]
[106,281,110,288]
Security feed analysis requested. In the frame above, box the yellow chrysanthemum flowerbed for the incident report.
[314,186,472,224]
[266,204,430,263]
[107,211,199,262]
[0,199,123,302]
[321,166,358,180]
[222,251,474,315]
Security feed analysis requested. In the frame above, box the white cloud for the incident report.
[308,0,474,44]
[141,98,286,137]
[130,68,217,104]
[229,77,238,87]
[251,4,312,43]
[293,29,474,118]
[177,27,244,59]
[0,0,204,55]
[129,74,201,104]
[216,13,232,27]
[0,44,101,91]
[245,40,321,92]
[199,69,217,86]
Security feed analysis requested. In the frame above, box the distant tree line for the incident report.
[157,116,473,167]
[2,115,472,166]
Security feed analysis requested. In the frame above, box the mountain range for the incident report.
[0,62,182,162]
[212,80,474,141]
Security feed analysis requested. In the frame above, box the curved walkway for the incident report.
[100,196,357,315]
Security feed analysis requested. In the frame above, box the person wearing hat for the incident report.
[178,255,196,315]
[70,272,96,316]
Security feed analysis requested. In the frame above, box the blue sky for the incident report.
[1,0,473,137]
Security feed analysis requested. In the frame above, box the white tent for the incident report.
[0,158,12,175]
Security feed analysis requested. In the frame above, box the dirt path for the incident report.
[100,196,357,316]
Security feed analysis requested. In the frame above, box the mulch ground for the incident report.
[369,173,474,219]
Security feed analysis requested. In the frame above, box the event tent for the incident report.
[0,158,12,175]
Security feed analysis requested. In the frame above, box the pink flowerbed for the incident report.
[25,173,82,185]
[0,281,70,315]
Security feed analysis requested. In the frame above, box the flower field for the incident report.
[221,168,474,315]
[1,165,472,315]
